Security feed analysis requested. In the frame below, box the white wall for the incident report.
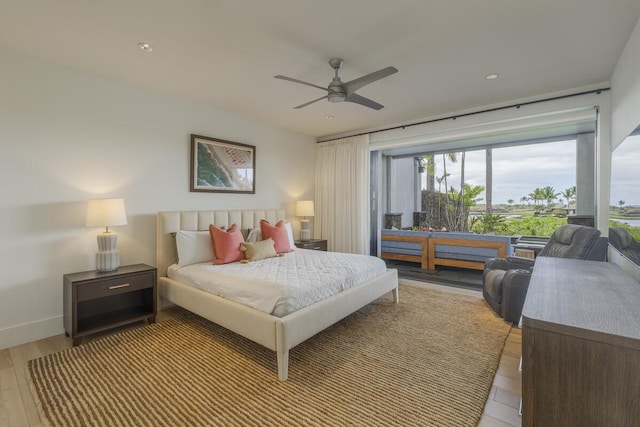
[610,16,640,281]
[612,17,640,148]
[0,50,316,349]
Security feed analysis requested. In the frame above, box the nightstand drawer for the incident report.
[77,273,153,302]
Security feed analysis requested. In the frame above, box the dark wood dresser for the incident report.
[521,257,640,426]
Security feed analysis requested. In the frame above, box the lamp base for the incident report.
[95,232,120,272]
[299,219,311,242]
[299,229,311,242]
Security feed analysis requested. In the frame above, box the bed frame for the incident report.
[156,209,399,381]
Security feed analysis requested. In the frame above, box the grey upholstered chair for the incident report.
[483,224,607,324]
[609,227,640,265]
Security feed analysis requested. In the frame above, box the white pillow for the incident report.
[175,230,214,266]
[246,227,262,243]
[247,222,297,249]
[284,222,297,249]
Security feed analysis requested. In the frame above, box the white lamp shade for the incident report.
[296,200,315,217]
[86,198,128,227]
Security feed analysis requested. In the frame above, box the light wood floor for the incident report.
[479,326,522,426]
[0,283,521,427]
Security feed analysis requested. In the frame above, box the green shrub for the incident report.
[470,215,566,236]
[470,213,507,234]
[469,215,640,239]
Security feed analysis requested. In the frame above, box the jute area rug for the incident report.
[28,284,511,426]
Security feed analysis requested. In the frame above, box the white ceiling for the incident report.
[1,1,639,138]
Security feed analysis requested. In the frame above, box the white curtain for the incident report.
[314,134,370,254]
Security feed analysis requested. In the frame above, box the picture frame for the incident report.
[190,134,256,193]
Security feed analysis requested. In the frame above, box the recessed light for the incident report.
[326,115,335,119]
[485,73,499,80]
[137,42,154,52]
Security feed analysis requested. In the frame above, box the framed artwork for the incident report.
[190,134,256,193]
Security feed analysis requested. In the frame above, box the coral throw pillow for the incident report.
[260,220,293,254]
[209,224,245,265]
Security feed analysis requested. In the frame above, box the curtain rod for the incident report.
[316,87,610,143]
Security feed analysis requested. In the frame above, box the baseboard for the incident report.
[0,315,64,350]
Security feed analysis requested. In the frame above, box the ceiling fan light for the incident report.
[328,92,346,103]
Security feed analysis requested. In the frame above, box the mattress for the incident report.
[167,248,387,317]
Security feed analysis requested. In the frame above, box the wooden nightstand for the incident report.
[295,239,328,251]
[63,264,157,346]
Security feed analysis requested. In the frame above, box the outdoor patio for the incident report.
[383,259,483,291]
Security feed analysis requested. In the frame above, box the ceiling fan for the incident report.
[274,58,398,110]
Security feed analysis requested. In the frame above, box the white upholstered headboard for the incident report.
[156,209,286,277]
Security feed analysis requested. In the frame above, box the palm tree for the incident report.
[449,151,468,230]
[541,186,560,209]
[435,173,449,194]
[441,152,459,229]
[421,155,435,191]
[441,152,457,198]
[520,196,529,206]
[529,188,545,211]
[561,186,576,210]
[416,154,436,190]
[435,173,449,226]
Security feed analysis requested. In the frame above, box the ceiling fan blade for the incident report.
[345,93,384,110]
[343,66,398,95]
[274,75,328,92]
[294,95,329,109]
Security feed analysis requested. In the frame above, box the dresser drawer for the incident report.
[77,272,154,302]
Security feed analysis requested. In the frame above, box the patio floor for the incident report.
[383,259,484,291]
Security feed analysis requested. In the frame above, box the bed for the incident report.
[156,209,399,380]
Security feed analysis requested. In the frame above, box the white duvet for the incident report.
[167,248,387,317]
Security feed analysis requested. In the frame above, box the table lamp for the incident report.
[296,200,315,242]
[86,198,127,272]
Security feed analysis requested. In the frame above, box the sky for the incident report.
[421,136,640,207]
